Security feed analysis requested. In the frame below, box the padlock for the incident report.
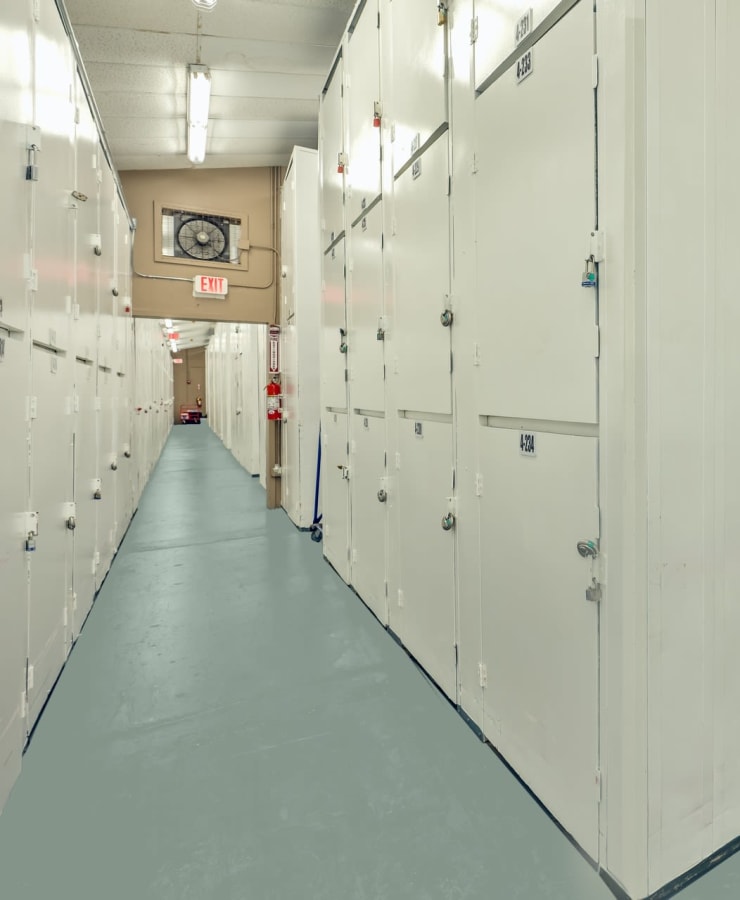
[581,256,597,287]
[586,578,602,603]
[437,1,448,25]
[25,532,36,552]
[373,101,382,128]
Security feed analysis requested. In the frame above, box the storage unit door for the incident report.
[322,410,351,584]
[28,347,73,729]
[321,237,348,410]
[475,0,597,425]
[96,368,116,586]
[391,135,451,416]
[389,0,447,174]
[479,427,600,860]
[73,358,98,635]
[0,332,29,808]
[0,1,31,334]
[348,200,384,413]
[346,0,381,224]
[392,418,455,700]
[320,56,345,252]
[349,413,387,624]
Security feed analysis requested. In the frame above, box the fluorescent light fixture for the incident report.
[187,64,211,164]
[192,0,218,9]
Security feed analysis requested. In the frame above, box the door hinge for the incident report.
[595,768,603,802]
[470,15,479,43]
[590,230,605,262]
[26,663,34,692]
[474,473,483,497]
[592,54,599,89]
[27,396,38,420]
[479,663,488,688]
[20,689,27,720]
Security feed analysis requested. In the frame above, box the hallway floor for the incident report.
[0,425,734,899]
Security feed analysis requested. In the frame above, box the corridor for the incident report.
[0,425,721,900]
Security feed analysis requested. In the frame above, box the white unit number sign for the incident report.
[515,9,533,45]
[520,431,537,457]
[516,48,534,83]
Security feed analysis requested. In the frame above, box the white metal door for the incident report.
[322,410,351,584]
[349,413,387,624]
[280,167,301,522]
[348,200,385,413]
[474,0,600,862]
[97,366,116,586]
[73,356,97,635]
[391,134,451,415]
[478,427,600,860]
[392,418,456,700]
[319,55,345,252]
[0,330,29,808]
[346,0,381,223]
[389,0,447,174]
[475,0,597,424]
[321,237,348,411]
[28,349,73,728]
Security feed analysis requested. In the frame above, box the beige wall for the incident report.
[173,347,207,422]
[121,168,281,324]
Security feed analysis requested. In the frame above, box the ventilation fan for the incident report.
[160,207,242,264]
[176,217,226,260]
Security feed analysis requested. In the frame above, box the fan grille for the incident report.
[176,218,227,260]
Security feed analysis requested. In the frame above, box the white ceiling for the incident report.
[65,0,355,171]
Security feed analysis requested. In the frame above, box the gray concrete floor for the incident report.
[0,424,733,899]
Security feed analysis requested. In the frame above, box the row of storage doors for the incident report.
[318,0,602,863]
[0,0,174,814]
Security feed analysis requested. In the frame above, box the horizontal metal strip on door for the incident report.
[476,0,584,97]
[75,356,94,366]
[347,0,369,35]
[324,230,346,255]
[353,408,385,419]
[325,406,348,415]
[322,47,343,95]
[480,414,597,438]
[394,122,450,181]
[398,409,453,424]
[98,364,112,374]
[32,339,67,356]
[0,321,24,336]
[116,371,126,378]
[350,194,383,230]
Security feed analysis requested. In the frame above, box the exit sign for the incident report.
[193,274,228,298]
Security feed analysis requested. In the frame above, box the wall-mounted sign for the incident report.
[173,358,183,364]
[268,324,280,374]
[193,274,228,298]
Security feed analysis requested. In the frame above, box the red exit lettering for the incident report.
[196,276,226,295]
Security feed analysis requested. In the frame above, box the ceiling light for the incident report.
[164,319,173,328]
[192,0,218,9]
[187,64,211,164]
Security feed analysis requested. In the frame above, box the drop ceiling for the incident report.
[64,0,355,171]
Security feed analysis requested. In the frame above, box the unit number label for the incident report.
[516,48,534,83]
[519,431,537,457]
[515,8,533,45]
